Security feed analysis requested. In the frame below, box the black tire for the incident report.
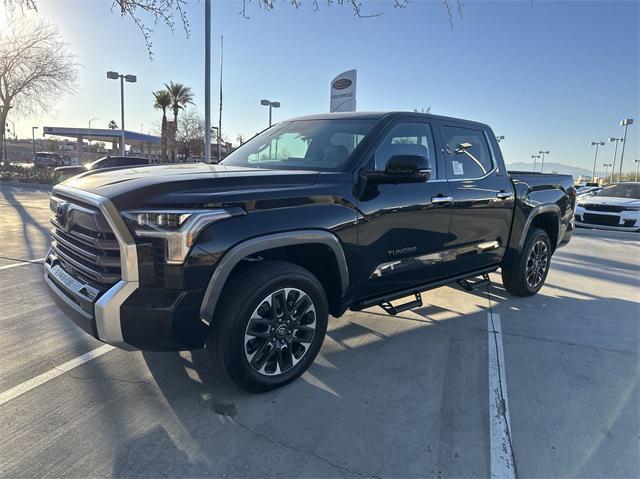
[207,260,329,393]
[501,228,551,297]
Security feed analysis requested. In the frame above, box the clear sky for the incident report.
[4,0,639,171]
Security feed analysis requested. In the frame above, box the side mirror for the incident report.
[364,154,431,183]
[385,154,430,177]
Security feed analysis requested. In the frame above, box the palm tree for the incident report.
[164,81,194,161]
[153,90,171,161]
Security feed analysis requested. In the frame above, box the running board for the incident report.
[456,273,491,292]
[379,292,422,316]
[349,266,498,312]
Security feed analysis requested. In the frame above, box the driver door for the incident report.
[352,120,453,300]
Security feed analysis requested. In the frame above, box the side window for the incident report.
[374,122,436,174]
[97,158,117,168]
[443,126,493,179]
[119,158,147,167]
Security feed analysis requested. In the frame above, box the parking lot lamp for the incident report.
[107,71,137,156]
[608,137,623,183]
[531,154,540,172]
[32,126,39,157]
[539,150,550,173]
[590,141,605,182]
[618,119,634,182]
[260,99,280,127]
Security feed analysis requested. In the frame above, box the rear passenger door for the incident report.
[440,123,514,274]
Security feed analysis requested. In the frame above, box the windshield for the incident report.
[596,183,640,199]
[220,119,375,171]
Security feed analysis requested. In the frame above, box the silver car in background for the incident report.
[575,183,640,231]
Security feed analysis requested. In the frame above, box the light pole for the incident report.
[531,154,540,172]
[539,150,549,173]
[603,163,612,184]
[635,160,639,182]
[496,135,505,143]
[260,99,280,127]
[204,0,211,163]
[608,137,623,183]
[618,118,634,181]
[32,126,39,158]
[590,141,605,182]
[107,71,137,156]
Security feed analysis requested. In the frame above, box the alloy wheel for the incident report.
[525,239,549,289]
[244,288,317,376]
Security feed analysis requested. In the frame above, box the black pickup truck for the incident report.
[44,112,575,392]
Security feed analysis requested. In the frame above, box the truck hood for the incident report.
[59,163,320,209]
[579,196,640,207]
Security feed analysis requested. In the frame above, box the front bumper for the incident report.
[45,251,207,351]
[574,207,639,232]
[574,221,640,232]
[44,184,208,351]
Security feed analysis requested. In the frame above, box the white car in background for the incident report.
[575,183,640,232]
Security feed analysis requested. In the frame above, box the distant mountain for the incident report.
[506,161,602,180]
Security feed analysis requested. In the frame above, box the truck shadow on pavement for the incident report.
[110,280,639,478]
[122,301,492,478]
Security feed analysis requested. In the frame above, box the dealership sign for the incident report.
[330,69,357,112]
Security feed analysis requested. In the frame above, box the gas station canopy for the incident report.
[43,126,160,145]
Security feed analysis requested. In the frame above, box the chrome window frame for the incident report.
[443,126,497,182]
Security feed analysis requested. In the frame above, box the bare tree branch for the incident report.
[0,17,79,165]
[4,0,462,58]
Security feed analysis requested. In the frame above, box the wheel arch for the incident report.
[199,230,349,325]
[519,204,561,252]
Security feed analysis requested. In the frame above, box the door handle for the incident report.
[431,195,453,205]
[496,191,513,200]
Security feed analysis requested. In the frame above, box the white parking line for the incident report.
[0,344,114,407]
[0,257,45,271]
[488,313,516,479]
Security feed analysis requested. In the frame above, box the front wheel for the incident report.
[501,228,551,297]
[207,260,329,393]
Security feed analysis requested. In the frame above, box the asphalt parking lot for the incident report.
[0,182,638,478]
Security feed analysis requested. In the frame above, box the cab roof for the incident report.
[286,111,492,130]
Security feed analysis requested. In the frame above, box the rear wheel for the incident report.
[207,260,328,392]
[501,228,551,297]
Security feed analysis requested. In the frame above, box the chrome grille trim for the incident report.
[49,184,139,350]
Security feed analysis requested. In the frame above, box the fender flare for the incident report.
[518,204,562,251]
[199,230,350,325]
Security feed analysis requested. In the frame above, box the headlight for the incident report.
[122,208,244,264]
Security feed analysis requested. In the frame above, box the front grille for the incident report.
[583,203,625,213]
[582,213,621,227]
[50,196,121,288]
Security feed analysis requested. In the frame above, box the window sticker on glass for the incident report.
[452,160,464,176]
